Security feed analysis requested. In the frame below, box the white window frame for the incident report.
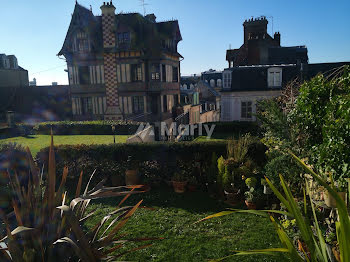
[223,71,232,89]
[267,67,282,88]
[241,101,253,120]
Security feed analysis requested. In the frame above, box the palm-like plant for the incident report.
[0,135,154,262]
[199,154,350,262]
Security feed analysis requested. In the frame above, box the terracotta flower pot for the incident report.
[324,191,347,208]
[172,181,187,193]
[245,200,256,210]
[332,247,341,262]
[125,169,140,185]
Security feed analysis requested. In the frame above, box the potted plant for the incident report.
[187,176,198,192]
[261,178,272,194]
[125,156,140,185]
[222,166,241,205]
[172,172,187,193]
[245,177,257,189]
[244,187,257,209]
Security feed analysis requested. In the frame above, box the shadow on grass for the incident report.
[93,186,233,214]
[21,135,37,139]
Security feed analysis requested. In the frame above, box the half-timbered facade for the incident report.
[58,1,182,121]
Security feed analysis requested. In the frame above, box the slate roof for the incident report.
[58,3,182,57]
[306,62,350,79]
[268,46,308,65]
[222,64,300,92]
[200,80,220,97]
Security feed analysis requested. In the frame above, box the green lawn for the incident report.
[0,135,128,156]
[86,188,287,262]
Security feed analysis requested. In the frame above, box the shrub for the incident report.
[0,143,28,211]
[27,120,141,135]
[37,142,229,187]
[245,177,257,188]
[210,121,262,137]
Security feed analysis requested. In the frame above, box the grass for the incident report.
[0,135,128,156]
[85,188,287,262]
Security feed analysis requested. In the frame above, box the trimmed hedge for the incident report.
[211,121,262,137]
[29,121,141,135]
[36,141,266,187]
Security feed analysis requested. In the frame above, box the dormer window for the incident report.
[223,71,232,89]
[268,67,282,88]
[117,32,130,45]
[73,32,90,52]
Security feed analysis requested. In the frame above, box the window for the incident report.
[75,32,90,52]
[241,101,252,119]
[131,64,142,82]
[162,64,166,82]
[223,71,232,89]
[82,97,93,115]
[151,64,160,81]
[210,79,215,88]
[268,67,282,87]
[133,96,144,114]
[78,66,90,85]
[163,95,167,112]
[217,79,222,87]
[172,67,178,82]
[117,32,130,45]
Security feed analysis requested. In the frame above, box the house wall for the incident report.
[0,69,29,88]
[221,90,281,122]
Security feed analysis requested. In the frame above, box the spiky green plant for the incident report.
[227,134,252,164]
[198,154,350,262]
[0,134,155,262]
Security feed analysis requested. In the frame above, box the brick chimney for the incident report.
[101,1,122,120]
[274,32,281,46]
[243,16,268,45]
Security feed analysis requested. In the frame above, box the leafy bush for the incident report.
[290,67,350,180]
[245,177,257,188]
[264,151,304,194]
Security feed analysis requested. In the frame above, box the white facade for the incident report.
[220,90,281,121]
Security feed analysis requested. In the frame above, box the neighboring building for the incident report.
[180,75,200,91]
[201,69,222,92]
[29,78,37,86]
[181,70,222,93]
[0,85,71,123]
[226,16,308,67]
[221,64,299,121]
[0,54,29,88]
[58,2,183,122]
[221,16,307,121]
[221,16,350,122]
[180,80,220,124]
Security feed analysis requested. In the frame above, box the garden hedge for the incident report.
[28,121,141,135]
[36,140,267,188]
[209,121,262,137]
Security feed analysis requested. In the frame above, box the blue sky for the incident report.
[1,0,350,85]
